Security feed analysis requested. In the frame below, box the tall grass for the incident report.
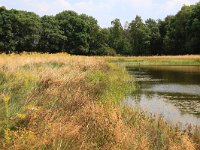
[0,53,199,149]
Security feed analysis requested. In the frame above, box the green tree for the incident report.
[109,19,131,55]
[145,18,162,55]
[162,3,200,55]
[79,14,100,53]
[109,19,123,53]
[89,28,110,55]
[186,2,200,54]
[1,2,200,55]
[162,15,177,55]
[39,15,67,53]
[11,9,42,52]
[56,11,90,55]
[0,7,15,53]
[129,16,150,55]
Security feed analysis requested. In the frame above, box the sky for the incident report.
[0,0,199,27]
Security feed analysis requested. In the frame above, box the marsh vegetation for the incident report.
[0,54,199,149]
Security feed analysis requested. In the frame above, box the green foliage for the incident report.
[128,16,151,55]
[162,3,200,54]
[103,47,117,56]
[91,46,116,56]
[145,18,162,55]
[0,2,200,55]
[0,7,15,53]
[55,11,98,55]
[39,16,67,53]
[11,9,42,52]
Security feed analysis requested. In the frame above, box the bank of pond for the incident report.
[0,54,199,149]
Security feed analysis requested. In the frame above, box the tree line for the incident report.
[0,2,200,55]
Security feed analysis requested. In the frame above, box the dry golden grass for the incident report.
[0,53,199,150]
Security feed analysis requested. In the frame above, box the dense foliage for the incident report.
[0,2,200,55]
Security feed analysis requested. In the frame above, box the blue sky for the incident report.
[0,0,199,27]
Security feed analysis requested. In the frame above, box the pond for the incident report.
[124,65,200,128]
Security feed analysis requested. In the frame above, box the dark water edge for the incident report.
[124,65,200,128]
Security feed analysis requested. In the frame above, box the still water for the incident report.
[124,65,200,127]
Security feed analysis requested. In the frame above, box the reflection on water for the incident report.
[124,65,200,127]
[145,84,200,96]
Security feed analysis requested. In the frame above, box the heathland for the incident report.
[0,53,199,149]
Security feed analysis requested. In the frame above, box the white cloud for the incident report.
[16,0,113,16]
[160,0,197,15]
[0,0,199,27]
[70,1,114,27]
[17,0,71,15]
[126,0,153,7]
[72,1,112,12]
[164,0,190,9]
[0,2,5,7]
[15,0,114,23]
[0,0,115,26]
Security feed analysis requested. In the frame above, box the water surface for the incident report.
[124,65,200,127]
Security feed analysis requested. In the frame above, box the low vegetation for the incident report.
[0,53,199,149]
[109,55,200,66]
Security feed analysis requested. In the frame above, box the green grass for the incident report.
[108,56,200,66]
[0,71,39,137]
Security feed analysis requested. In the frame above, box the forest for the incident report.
[0,2,200,55]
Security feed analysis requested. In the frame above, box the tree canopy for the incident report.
[0,2,200,55]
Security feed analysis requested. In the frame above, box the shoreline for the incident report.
[0,53,199,149]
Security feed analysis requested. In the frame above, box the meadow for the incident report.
[0,53,199,149]
[108,55,200,66]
